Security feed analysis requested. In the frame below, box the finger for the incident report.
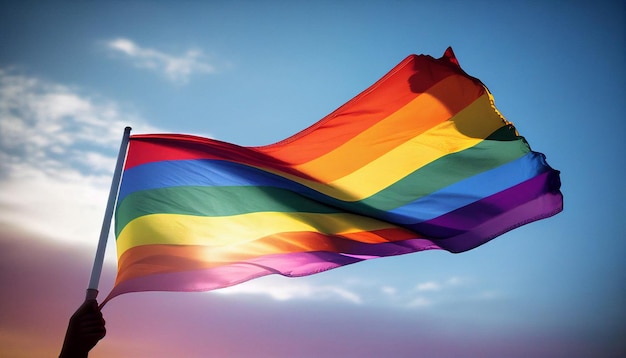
[76,311,104,323]
[82,329,107,338]
[77,317,105,328]
[78,322,106,333]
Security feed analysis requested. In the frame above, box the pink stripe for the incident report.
[103,239,441,304]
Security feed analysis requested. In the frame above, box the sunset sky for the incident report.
[0,1,624,357]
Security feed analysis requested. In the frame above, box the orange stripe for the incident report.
[115,228,417,285]
[293,74,484,182]
[255,54,470,165]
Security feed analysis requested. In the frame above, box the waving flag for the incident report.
[105,48,562,302]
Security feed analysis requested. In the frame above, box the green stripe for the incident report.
[115,186,342,236]
[359,125,527,210]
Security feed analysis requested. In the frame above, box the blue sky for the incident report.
[0,1,624,357]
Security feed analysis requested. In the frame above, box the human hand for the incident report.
[59,299,106,358]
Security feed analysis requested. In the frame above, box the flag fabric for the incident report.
[105,48,562,302]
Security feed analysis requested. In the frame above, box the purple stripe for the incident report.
[410,170,562,240]
[103,238,441,303]
[433,190,563,253]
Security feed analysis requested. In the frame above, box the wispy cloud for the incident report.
[215,276,363,304]
[408,296,432,307]
[0,68,161,249]
[106,38,216,84]
[416,281,442,292]
[213,274,499,308]
[401,276,506,309]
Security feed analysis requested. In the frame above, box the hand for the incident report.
[59,299,106,358]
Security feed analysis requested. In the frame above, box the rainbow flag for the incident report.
[105,48,562,302]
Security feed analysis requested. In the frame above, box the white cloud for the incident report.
[381,286,397,296]
[215,276,362,304]
[472,290,503,301]
[446,276,464,286]
[399,276,505,310]
[0,68,161,252]
[213,274,492,308]
[106,38,215,84]
[416,281,441,292]
[408,296,432,307]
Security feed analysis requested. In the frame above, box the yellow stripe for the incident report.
[117,211,398,257]
[256,93,506,201]
[293,75,469,182]
[328,94,506,198]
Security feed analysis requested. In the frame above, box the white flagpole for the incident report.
[86,126,132,300]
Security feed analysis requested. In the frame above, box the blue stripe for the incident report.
[118,159,318,205]
[382,152,549,224]
[117,153,546,227]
